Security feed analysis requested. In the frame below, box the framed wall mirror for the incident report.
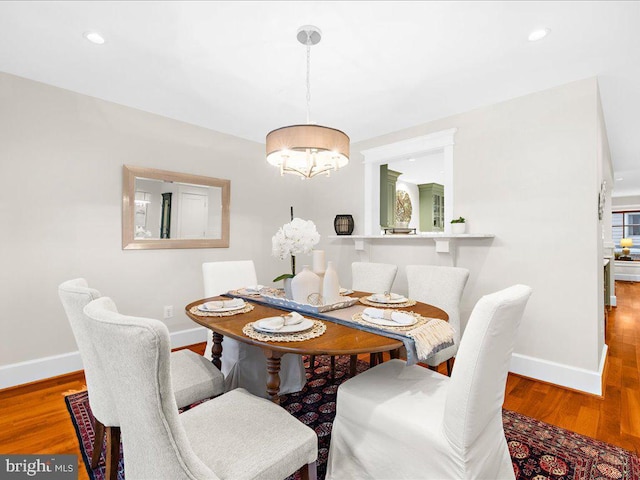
[122,165,230,249]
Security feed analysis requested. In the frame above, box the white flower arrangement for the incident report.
[272,218,320,281]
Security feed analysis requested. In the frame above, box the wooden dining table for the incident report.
[185,292,448,403]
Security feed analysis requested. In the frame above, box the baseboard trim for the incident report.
[0,327,208,390]
[509,344,608,396]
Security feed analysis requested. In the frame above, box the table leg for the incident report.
[349,355,357,377]
[265,350,283,404]
[211,332,223,370]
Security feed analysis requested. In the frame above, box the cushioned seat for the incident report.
[58,278,225,480]
[83,296,318,480]
[171,349,225,409]
[181,389,317,480]
[326,284,532,480]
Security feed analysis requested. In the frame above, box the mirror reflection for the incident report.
[123,165,230,250]
[380,150,446,232]
[134,178,224,240]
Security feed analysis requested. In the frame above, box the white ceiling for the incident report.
[1,1,639,195]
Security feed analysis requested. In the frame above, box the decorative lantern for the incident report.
[334,215,355,235]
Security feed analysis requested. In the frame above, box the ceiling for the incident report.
[1,1,639,196]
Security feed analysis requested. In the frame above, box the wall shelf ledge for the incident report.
[328,233,495,266]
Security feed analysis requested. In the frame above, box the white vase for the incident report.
[283,277,293,300]
[322,261,341,305]
[291,266,321,304]
[451,223,466,234]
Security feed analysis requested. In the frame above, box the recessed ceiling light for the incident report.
[528,28,550,42]
[83,31,105,45]
[616,177,624,181]
[408,158,416,162]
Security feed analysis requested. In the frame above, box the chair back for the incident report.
[202,260,258,297]
[58,278,118,425]
[443,285,532,452]
[351,262,398,293]
[83,297,218,480]
[406,265,469,342]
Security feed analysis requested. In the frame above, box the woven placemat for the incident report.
[351,311,427,332]
[242,319,326,342]
[358,297,417,308]
[189,303,254,317]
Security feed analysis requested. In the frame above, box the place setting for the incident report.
[242,311,326,342]
[358,291,417,308]
[229,285,265,297]
[189,297,254,317]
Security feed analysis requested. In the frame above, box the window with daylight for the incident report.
[612,210,640,261]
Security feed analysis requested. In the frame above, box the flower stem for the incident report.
[291,255,296,276]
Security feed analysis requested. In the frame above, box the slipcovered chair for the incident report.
[326,284,532,480]
[58,279,225,480]
[309,262,398,376]
[406,265,470,375]
[202,260,306,396]
[351,261,398,294]
[83,297,318,480]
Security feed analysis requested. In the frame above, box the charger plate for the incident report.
[242,319,326,342]
[359,297,417,308]
[189,303,254,317]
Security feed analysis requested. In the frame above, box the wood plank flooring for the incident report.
[503,280,640,453]
[0,281,638,479]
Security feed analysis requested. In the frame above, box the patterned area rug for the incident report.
[65,355,639,480]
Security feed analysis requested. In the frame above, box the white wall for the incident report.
[0,72,610,394]
[306,78,607,393]
[0,72,310,382]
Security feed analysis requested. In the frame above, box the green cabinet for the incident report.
[418,183,444,232]
[380,165,403,228]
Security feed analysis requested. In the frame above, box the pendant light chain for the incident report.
[306,34,312,124]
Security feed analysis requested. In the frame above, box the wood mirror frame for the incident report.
[122,165,230,250]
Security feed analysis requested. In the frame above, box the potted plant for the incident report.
[272,218,320,299]
[451,216,466,234]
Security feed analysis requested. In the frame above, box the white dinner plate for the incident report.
[367,294,408,304]
[361,313,417,327]
[197,301,246,313]
[253,317,315,333]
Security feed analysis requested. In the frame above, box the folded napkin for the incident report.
[244,285,264,294]
[203,298,245,310]
[258,312,305,331]
[363,307,414,325]
[370,292,407,303]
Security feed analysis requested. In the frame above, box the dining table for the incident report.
[185,291,448,404]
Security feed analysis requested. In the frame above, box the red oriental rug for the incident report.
[65,355,640,480]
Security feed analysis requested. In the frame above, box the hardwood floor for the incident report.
[0,282,638,479]
[503,280,640,454]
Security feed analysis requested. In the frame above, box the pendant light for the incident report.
[266,25,350,179]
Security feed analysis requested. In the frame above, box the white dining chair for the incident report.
[58,278,224,480]
[326,284,532,480]
[406,264,470,375]
[309,262,399,377]
[83,296,318,480]
[202,260,306,396]
[351,261,398,294]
